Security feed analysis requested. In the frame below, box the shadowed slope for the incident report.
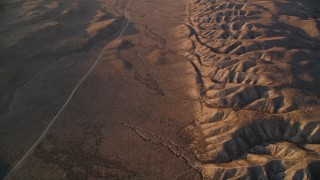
[181,0,320,178]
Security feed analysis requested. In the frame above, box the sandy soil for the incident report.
[1,0,320,179]
[1,0,201,179]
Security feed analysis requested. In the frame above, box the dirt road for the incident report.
[1,0,202,179]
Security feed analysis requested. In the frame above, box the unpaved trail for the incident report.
[1,0,203,179]
[3,1,134,179]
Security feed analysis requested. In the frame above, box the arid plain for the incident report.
[0,0,320,179]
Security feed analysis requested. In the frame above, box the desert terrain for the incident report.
[0,0,320,179]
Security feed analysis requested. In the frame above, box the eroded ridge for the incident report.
[179,0,320,178]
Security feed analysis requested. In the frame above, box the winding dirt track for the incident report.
[4,1,134,179]
[1,0,320,179]
[1,0,202,179]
